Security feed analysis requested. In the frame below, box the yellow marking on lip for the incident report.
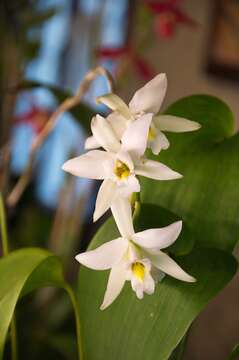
[114,160,130,180]
[132,262,145,281]
[148,126,157,141]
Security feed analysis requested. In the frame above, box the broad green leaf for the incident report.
[141,95,238,251]
[78,216,237,360]
[0,248,66,359]
[226,344,239,360]
[164,95,235,142]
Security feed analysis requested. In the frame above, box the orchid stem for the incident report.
[131,192,141,220]
[0,193,9,254]
[0,193,18,360]
[65,284,83,360]
[7,66,114,208]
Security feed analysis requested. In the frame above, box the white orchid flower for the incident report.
[76,199,196,310]
[86,73,201,154]
[62,114,182,222]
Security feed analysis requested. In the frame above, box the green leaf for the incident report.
[0,248,66,359]
[165,94,235,142]
[78,216,237,360]
[141,95,238,251]
[226,344,239,360]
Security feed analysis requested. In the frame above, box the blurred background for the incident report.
[1,0,239,359]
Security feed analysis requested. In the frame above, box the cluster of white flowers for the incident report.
[62,74,200,309]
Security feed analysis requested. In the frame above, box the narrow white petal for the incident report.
[144,273,155,295]
[135,159,182,180]
[62,150,112,179]
[75,238,127,270]
[117,175,140,197]
[151,251,196,282]
[155,115,201,133]
[97,93,132,120]
[85,135,100,150]
[94,179,117,222]
[133,221,182,250]
[107,112,127,140]
[151,131,170,155]
[91,114,120,153]
[111,197,134,238]
[121,114,153,158]
[129,73,167,114]
[100,263,127,310]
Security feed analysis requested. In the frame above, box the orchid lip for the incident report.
[114,160,130,180]
[148,126,157,141]
[132,262,145,281]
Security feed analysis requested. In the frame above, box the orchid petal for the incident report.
[111,197,134,238]
[93,179,117,222]
[154,115,201,133]
[116,150,134,171]
[100,263,126,310]
[151,131,170,155]
[91,114,120,153]
[75,237,128,270]
[85,135,100,150]
[135,159,182,180]
[129,73,167,114]
[151,251,196,282]
[133,221,182,250]
[107,112,127,140]
[62,150,112,179]
[121,114,153,158]
[97,93,132,120]
[117,175,140,197]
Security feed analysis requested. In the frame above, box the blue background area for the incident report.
[12,0,129,210]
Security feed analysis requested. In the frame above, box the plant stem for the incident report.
[7,66,114,208]
[0,193,18,360]
[65,284,83,360]
[0,193,9,255]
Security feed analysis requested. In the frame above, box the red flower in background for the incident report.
[145,0,197,38]
[96,46,156,81]
[14,107,50,134]
[96,1,196,80]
